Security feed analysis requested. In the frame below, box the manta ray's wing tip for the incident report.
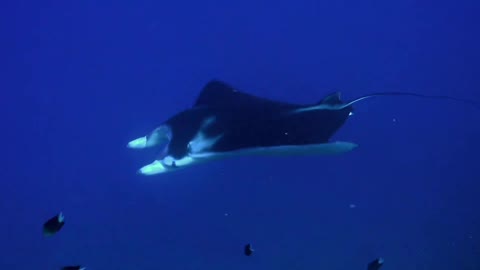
[327,141,358,154]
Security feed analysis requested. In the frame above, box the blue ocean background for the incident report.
[2,0,479,269]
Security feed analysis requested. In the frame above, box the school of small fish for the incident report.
[41,211,383,270]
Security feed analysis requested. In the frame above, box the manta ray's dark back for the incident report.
[193,80,303,110]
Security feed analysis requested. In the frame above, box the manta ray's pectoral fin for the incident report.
[137,141,358,175]
[190,141,359,159]
[127,125,172,149]
[273,141,358,156]
[249,141,358,156]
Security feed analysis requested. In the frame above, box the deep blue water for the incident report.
[2,0,480,269]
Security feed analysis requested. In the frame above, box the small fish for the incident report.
[244,243,254,256]
[367,257,384,270]
[43,212,65,236]
[61,266,86,270]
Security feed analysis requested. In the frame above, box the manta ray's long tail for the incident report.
[294,91,480,113]
[352,92,480,109]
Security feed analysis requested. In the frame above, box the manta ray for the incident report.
[127,80,478,175]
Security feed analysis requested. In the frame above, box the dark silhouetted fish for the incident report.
[367,257,384,270]
[43,212,65,236]
[244,243,254,256]
[61,266,86,270]
[127,80,479,175]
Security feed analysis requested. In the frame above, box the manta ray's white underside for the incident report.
[128,138,358,175]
